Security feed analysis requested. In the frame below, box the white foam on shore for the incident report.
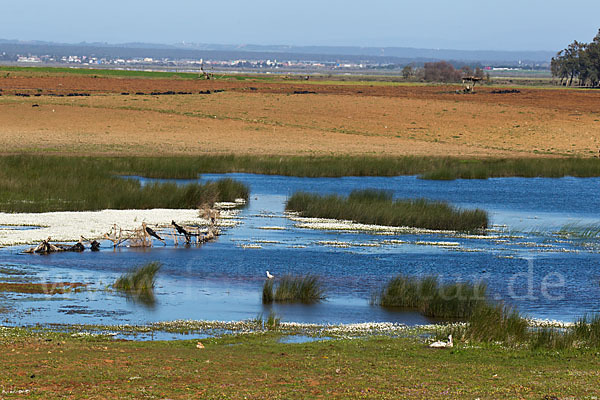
[0,209,238,247]
[257,226,287,231]
[527,318,575,328]
[214,199,247,209]
[287,214,457,235]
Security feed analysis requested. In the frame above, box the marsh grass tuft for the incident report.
[557,223,600,239]
[530,327,574,350]
[266,311,281,329]
[572,313,600,347]
[374,275,488,319]
[114,262,161,306]
[262,275,326,304]
[262,279,274,304]
[251,311,281,330]
[463,303,529,344]
[286,189,488,231]
[438,301,600,350]
[530,314,600,350]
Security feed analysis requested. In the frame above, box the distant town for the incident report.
[10,53,369,71]
[3,53,550,76]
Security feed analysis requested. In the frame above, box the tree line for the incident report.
[551,29,600,87]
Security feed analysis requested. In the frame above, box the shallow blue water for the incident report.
[1,174,599,328]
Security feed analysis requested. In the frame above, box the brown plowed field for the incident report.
[1,74,599,157]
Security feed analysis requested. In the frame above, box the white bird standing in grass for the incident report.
[429,334,453,348]
[266,271,275,279]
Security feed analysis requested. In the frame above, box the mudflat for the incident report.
[1,73,599,157]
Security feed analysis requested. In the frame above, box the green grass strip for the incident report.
[0,155,249,212]
[2,154,599,212]
[286,189,488,231]
[96,155,600,180]
[3,154,600,180]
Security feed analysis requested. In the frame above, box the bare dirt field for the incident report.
[1,74,599,157]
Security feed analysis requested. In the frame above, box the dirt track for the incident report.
[1,75,599,157]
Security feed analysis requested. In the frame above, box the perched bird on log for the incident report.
[172,220,191,243]
[145,226,166,244]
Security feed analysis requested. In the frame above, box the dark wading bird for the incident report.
[171,220,192,243]
[145,226,166,245]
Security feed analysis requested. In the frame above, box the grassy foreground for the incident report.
[0,327,598,399]
[286,190,488,231]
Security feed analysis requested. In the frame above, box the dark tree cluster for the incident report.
[423,61,462,82]
[421,61,486,83]
[551,29,600,87]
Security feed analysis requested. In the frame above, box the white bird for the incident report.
[429,334,453,348]
[266,271,274,279]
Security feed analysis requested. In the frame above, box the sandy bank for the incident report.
[0,208,239,247]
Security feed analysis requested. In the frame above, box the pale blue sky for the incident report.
[2,0,598,51]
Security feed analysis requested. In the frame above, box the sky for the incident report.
[2,0,599,51]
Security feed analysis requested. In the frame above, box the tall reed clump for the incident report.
[262,279,274,304]
[385,273,600,349]
[0,155,249,212]
[572,313,600,347]
[373,275,489,319]
[375,275,529,345]
[440,306,600,350]
[114,262,161,306]
[286,189,488,231]
[530,314,600,350]
[463,303,529,345]
[262,275,326,304]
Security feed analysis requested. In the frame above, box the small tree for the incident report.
[460,65,473,76]
[474,67,485,79]
[402,64,414,80]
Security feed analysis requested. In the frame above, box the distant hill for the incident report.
[0,39,554,65]
[174,42,555,64]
